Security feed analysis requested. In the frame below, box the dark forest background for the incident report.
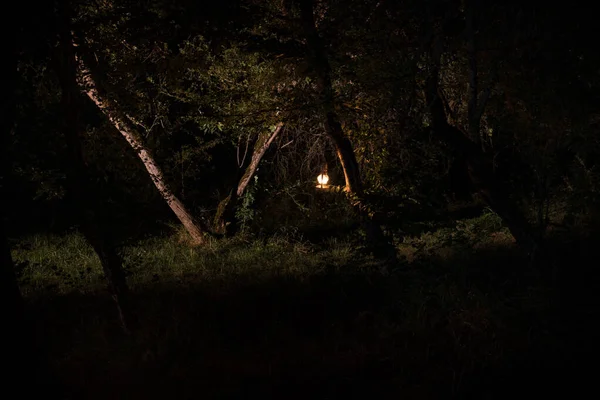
[2,0,599,398]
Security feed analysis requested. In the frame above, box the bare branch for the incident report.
[237,122,284,197]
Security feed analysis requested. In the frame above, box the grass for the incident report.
[10,215,599,398]
[12,232,336,295]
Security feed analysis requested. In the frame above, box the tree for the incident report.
[75,56,208,245]
[213,122,284,234]
[293,0,397,262]
[296,0,363,193]
[54,2,135,332]
[70,0,215,245]
[412,0,600,254]
[423,20,539,254]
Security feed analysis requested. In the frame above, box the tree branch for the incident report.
[74,45,208,245]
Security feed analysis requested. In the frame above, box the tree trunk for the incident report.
[55,13,134,333]
[426,35,538,253]
[327,114,363,193]
[297,0,396,264]
[237,123,284,197]
[75,54,206,246]
[214,123,283,234]
[298,0,363,194]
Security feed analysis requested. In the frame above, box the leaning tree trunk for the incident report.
[426,35,538,254]
[55,15,134,333]
[75,53,206,246]
[298,0,396,264]
[213,122,284,234]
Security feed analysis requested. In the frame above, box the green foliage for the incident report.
[235,175,259,232]
[10,233,105,296]
[7,0,600,248]
[398,210,508,262]
[250,179,360,238]
[11,230,362,295]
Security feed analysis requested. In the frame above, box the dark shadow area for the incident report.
[22,230,600,399]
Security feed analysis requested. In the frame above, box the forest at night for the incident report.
[2,0,599,398]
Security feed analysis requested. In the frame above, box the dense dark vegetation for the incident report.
[3,0,599,398]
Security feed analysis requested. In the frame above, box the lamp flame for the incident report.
[317,173,329,186]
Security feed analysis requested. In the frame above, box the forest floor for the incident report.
[10,213,600,399]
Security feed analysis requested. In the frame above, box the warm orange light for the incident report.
[317,173,329,188]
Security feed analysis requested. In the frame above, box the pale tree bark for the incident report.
[426,34,539,254]
[237,123,284,197]
[297,0,397,264]
[74,52,206,245]
[214,123,284,234]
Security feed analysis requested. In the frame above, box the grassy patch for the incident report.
[11,222,595,398]
[11,232,105,296]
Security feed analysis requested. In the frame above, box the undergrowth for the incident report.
[9,214,593,398]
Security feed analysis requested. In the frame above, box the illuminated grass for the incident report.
[11,231,355,296]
